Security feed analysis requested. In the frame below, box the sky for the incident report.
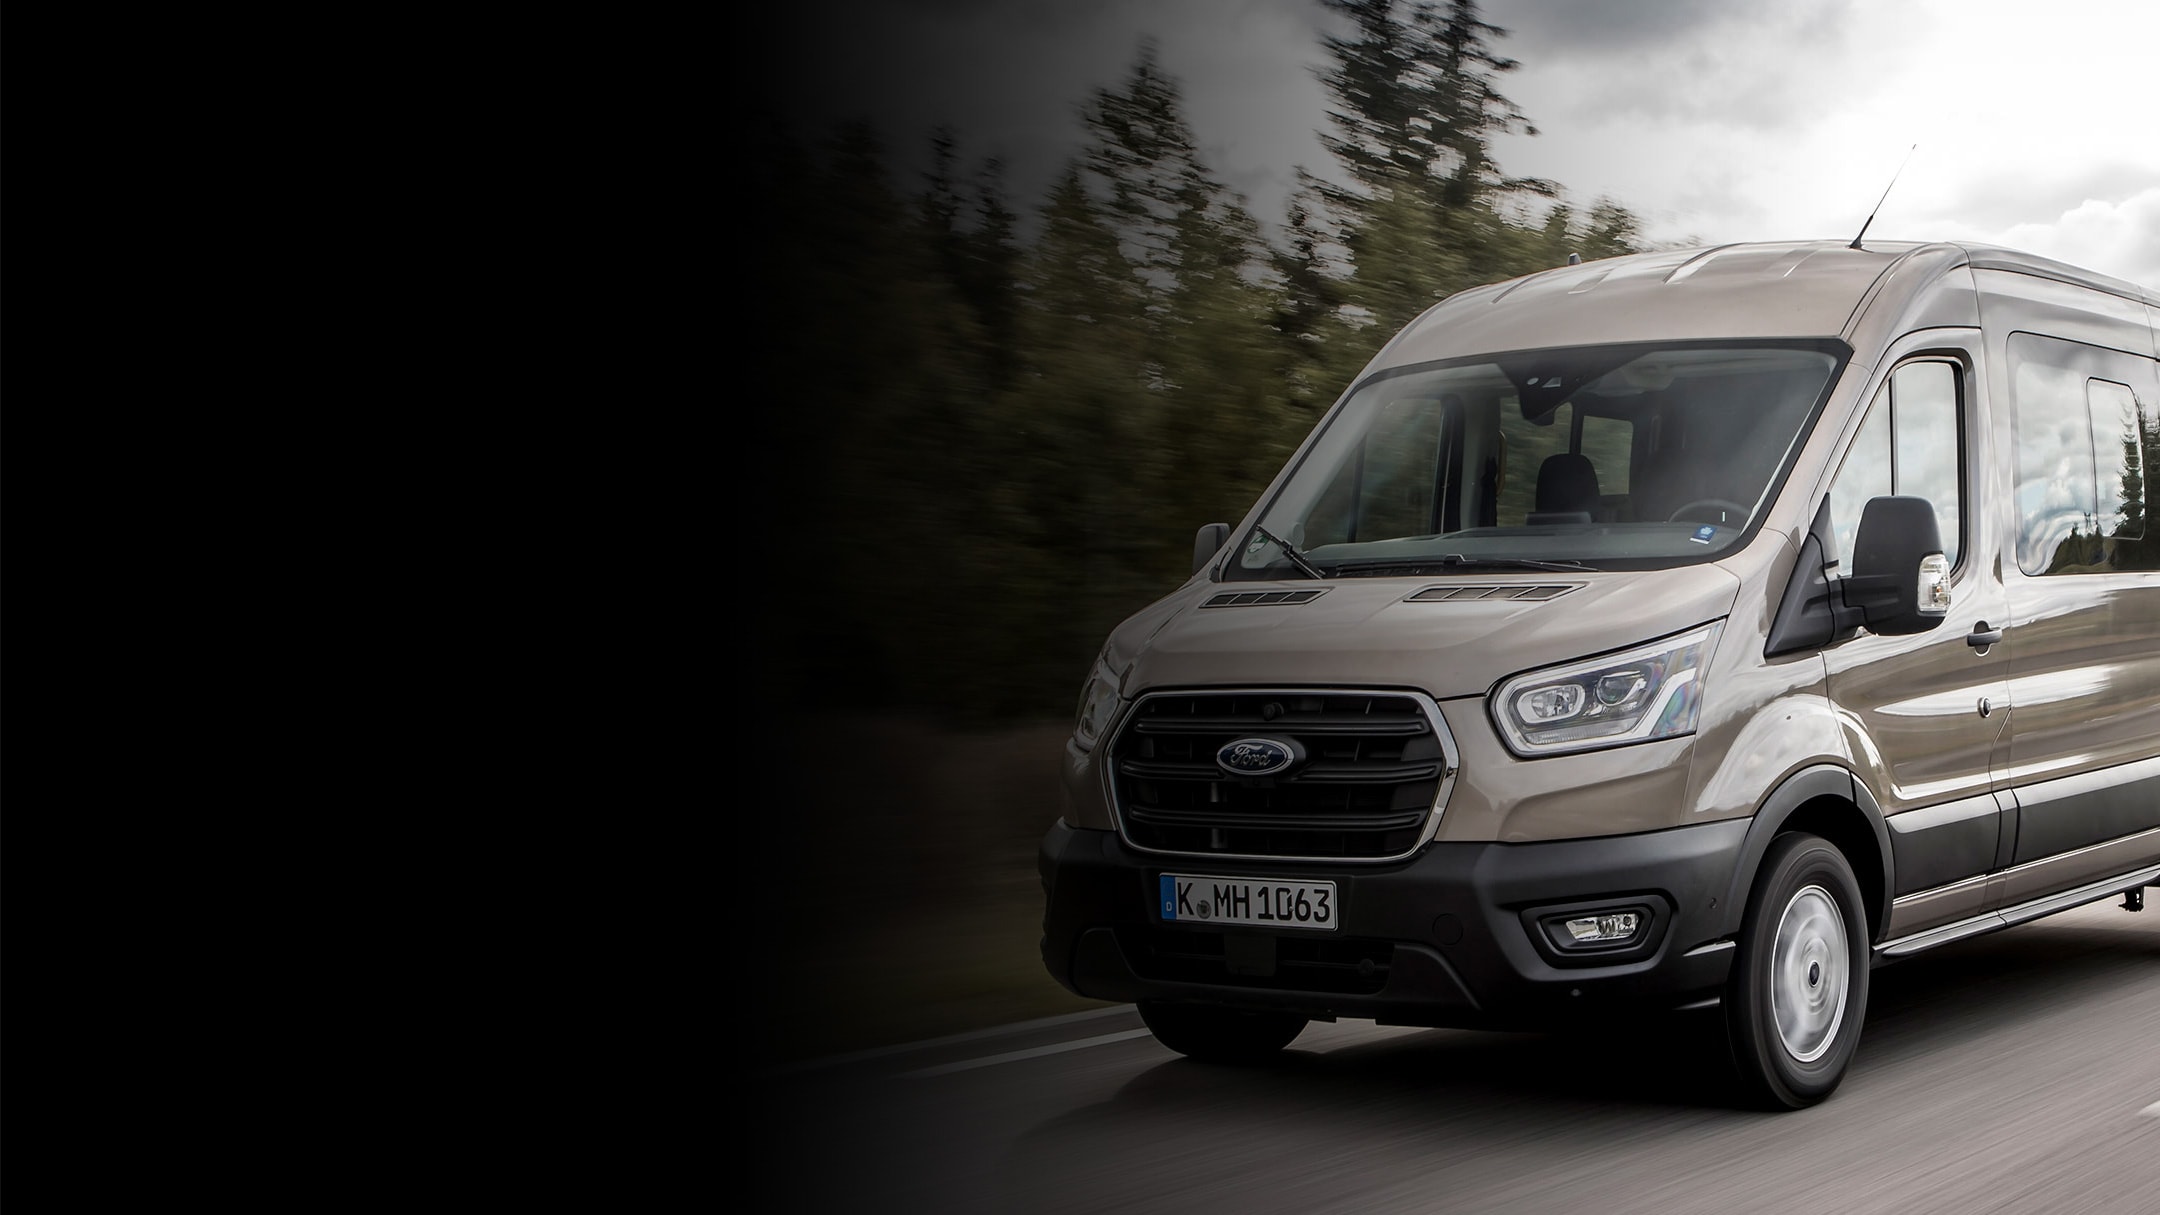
[754,0,2160,291]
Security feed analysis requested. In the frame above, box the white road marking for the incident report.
[903,1029,1157,1079]
[2140,1101,2160,1119]
[900,1020,1437,1079]
[1295,1021,1435,1052]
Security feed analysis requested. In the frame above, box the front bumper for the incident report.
[1038,818,1747,1029]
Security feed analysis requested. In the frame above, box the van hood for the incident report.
[1120,565,1744,700]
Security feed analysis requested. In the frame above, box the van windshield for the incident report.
[1228,341,1846,579]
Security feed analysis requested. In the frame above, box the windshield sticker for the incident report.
[1690,525,1717,544]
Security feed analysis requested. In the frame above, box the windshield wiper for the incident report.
[1329,553,1596,574]
[1252,524,1329,579]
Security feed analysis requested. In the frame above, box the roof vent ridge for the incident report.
[1662,244,1739,285]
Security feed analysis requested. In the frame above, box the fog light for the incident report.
[1564,912,1642,943]
[1528,900,1664,961]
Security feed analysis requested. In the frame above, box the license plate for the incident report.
[1159,874,1337,930]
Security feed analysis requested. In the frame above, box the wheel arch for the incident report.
[1722,765,1894,944]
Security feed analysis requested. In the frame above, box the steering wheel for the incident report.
[1666,498,1750,525]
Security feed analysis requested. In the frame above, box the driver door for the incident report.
[1819,342,2012,933]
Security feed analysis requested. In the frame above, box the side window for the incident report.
[1496,401,1574,524]
[2010,332,2156,574]
[1355,397,1446,542]
[2089,380,2146,544]
[1826,360,1962,573]
[1826,384,1891,572]
[2013,352,2097,572]
[1891,362,1962,568]
[1580,415,1633,494]
[1303,394,1444,548]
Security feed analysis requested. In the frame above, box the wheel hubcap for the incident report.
[1771,884,1848,1063]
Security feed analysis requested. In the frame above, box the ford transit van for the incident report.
[1038,239,2160,1108]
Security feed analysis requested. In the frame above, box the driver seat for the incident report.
[1529,453,1600,524]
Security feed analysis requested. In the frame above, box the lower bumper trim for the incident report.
[1041,818,1748,1029]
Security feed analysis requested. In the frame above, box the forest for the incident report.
[741,1,1652,726]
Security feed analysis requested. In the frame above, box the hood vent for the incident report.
[1201,588,1331,608]
[1406,583,1578,602]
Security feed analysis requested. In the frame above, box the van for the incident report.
[1037,239,2160,1108]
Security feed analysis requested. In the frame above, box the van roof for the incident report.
[1368,239,2159,371]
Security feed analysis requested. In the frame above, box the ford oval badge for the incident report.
[1216,736,1301,777]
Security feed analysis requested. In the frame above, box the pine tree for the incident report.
[922,129,1024,391]
[990,166,1167,701]
[965,156,1023,389]
[1075,46,1302,528]
[1304,0,1645,346]
[1315,0,1425,196]
[1414,0,1552,209]
[1270,176,1364,417]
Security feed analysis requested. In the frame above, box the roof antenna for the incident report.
[1566,252,1582,265]
[1849,143,1916,250]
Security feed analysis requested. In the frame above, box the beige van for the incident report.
[1038,239,2160,1108]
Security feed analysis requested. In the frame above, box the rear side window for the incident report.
[2089,380,2146,544]
[1826,360,1962,572]
[2009,333,2157,574]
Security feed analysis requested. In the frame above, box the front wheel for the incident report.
[1138,1001,1308,1064]
[1723,833,1870,1109]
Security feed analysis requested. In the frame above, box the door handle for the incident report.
[1968,622,2003,649]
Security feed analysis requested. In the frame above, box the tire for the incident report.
[1723,832,1871,1109]
[1138,1000,1308,1064]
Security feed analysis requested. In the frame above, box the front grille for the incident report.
[1119,927,1395,994]
[1109,690,1455,861]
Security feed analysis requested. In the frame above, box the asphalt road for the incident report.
[749,896,2159,1214]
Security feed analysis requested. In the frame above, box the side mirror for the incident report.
[1193,523,1230,574]
[1840,496,1951,635]
[1766,495,1948,657]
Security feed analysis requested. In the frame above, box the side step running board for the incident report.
[1875,863,2160,960]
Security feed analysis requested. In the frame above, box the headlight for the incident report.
[1072,654,1122,751]
[1492,622,1723,757]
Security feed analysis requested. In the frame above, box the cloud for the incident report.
[1495,0,1743,57]
[1900,165,2157,235]
[1910,187,2160,291]
[1492,0,1866,132]
[1982,189,2160,292]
